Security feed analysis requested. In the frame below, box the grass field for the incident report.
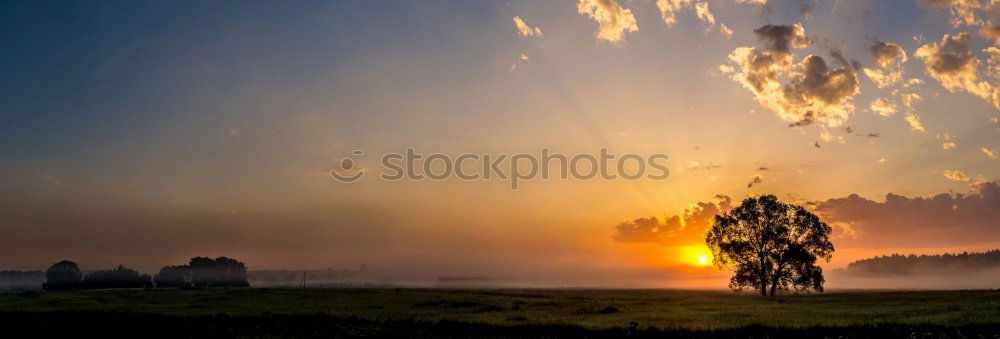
[2,288,999,337]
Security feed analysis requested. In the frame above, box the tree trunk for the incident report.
[759,270,768,296]
[769,266,782,297]
[759,256,768,296]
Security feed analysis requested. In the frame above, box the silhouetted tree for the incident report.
[706,195,833,296]
[43,260,82,291]
[189,256,249,288]
[154,265,192,288]
[81,265,149,289]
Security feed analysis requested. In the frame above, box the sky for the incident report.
[1,0,999,288]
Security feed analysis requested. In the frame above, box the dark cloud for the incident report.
[747,175,763,188]
[811,181,1000,247]
[613,195,732,245]
[753,24,811,55]
[869,40,908,68]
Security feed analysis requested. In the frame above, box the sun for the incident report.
[680,245,713,267]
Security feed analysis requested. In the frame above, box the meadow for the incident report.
[2,288,999,337]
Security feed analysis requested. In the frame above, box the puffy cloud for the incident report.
[870,97,898,116]
[513,16,543,38]
[863,40,908,88]
[613,195,732,245]
[811,180,1000,247]
[943,169,971,181]
[747,174,763,188]
[723,24,859,128]
[983,147,999,159]
[577,0,638,43]
[915,33,999,108]
[919,0,983,28]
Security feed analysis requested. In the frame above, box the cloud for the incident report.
[509,54,530,71]
[919,0,983,28]
[695,2,716,29]
[981,26,1000,42]
[812,180,1000,247]
[905,113,927,132]
[915,33,999,108]
[870,97,898,116]
[655,0,691,27]
[902,78,927,88]
[863,40,908,88]
[943,169,971,181]
[901,92,923,109]
[723,24,859,128]
[655,0,722,34]
[613,195,732,245]
[983,147,999,159]
[577,0,638,43]
[939,133,957,149]
[747,174,763,188]
[719,23,733,39]
[513,16,543,38]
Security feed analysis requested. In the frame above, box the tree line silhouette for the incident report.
[844,250,1000,276]
[42,256,248,290]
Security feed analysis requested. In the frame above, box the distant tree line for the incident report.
[41,256,248,290]
[844,250,1000,276]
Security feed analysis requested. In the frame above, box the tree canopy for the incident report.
[42,260,82,291]
[706,195,833,296]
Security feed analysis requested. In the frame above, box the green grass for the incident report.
[2,288,999,330]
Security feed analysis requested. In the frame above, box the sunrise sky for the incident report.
[2,0,999,287]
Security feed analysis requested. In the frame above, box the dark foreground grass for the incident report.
[1,288,999,337]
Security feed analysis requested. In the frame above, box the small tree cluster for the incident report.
[153,257,249,288]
